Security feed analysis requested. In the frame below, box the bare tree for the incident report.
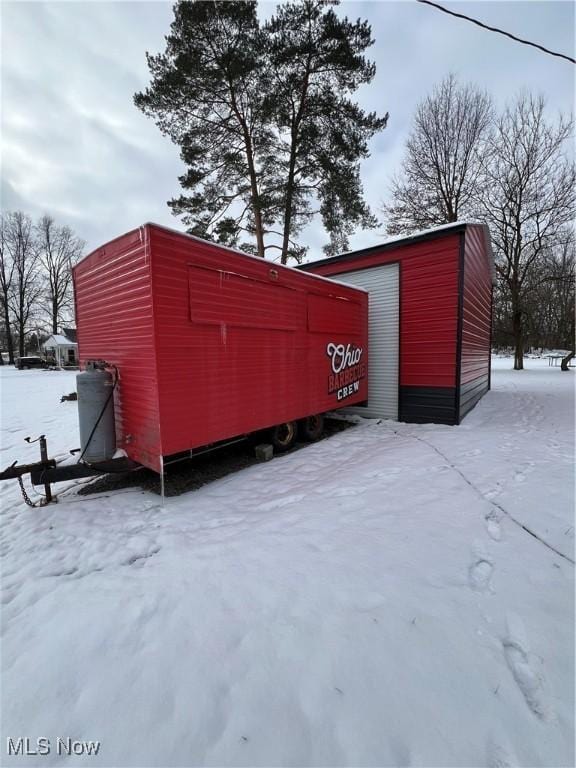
[384,74,492,235]
[521,232,575,352]
[0,215,16,364]
[4,212,44,357]
[36,215,84,333]
[475,94,575,370]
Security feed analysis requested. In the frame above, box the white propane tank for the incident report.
[76,361,116,463]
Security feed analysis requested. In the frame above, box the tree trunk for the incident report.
[18,292,25,356]
[243,138,265,257]
[512,303,524,370]
[280,80,309,265]
[561,351,574,371]
[52,298,58,334]
[2,300,14,363]
[242,139,265,258]
[280,150,297,265]
[229,89,265,259]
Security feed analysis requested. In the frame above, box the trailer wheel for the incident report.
[270,421,297,452]
[299,414,324,442]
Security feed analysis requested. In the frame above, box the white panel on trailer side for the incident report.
[333,264,400,420]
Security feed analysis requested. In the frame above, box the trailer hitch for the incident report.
[0,435,141,508]
[0,435,56,506]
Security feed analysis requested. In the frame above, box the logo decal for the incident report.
[326,343,366,402]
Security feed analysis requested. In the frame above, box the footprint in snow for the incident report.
[389,739,418,767]
[362,467,402,479]
[469,559,493,591]
[256,494,305,512]
[325,487,363,498]
[123,547,161,567]
[502,614,552,721]
[513,461,536,483]
[485,513,502,541]
[487,740,516,768]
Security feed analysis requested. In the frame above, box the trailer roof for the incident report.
[76,222,369,294]
[298,221,494,280]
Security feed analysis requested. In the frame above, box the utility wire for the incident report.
[416,0,576,65]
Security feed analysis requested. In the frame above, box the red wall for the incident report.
[149,227,368,457]
[306,234,461,388]
[460,226,492,385]
[73,228,162,471]
[75,225,368,471]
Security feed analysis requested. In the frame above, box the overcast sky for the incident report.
[2,1,574,260]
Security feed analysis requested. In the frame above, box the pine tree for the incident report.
[135,0,387,261]
[135,1,274,257]
[264,0,387,261]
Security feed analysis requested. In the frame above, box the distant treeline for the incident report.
[383,75,574,369]
[0,212,84,363]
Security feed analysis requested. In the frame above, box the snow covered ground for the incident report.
[1,359,574,767]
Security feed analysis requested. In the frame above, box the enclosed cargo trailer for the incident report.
[73,224,368,473]
[300,222,493,425]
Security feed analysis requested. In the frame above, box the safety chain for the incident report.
[17,475,48,507]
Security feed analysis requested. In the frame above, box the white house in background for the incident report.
[42,328,78,367]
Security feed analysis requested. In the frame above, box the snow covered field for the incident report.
[1,359,574,768]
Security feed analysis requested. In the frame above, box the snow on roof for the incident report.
[342,220,482,256]
[303,220,483,262]
[43,334,77,347]
[301,220,496,282]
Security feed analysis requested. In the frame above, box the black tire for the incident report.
[299,414,324,442]
[270,421,298,453]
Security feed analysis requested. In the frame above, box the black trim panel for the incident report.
[459,375,489,421]
[399,386,457,425]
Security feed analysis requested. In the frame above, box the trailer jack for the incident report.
[0,435,141,507]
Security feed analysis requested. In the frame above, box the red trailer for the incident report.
[73,224,368,473]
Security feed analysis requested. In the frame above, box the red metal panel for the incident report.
[460,226,492,385]
[75,225,368,471]
[149,226,368,458]
[73,228,162,471]
[304,234,461,387]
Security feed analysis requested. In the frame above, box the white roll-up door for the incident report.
[335,263,399,420]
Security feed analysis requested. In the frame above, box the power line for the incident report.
[416,0,576,65]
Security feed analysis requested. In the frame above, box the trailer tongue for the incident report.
[0,433,140,507]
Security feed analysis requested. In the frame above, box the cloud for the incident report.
[1,0,574,259]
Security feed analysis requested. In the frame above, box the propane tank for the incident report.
[76,361,116,463]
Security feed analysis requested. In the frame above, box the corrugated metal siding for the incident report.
[328,264,399,419]
[73,228,161,471]
[303,235,460,389]
[399,386,457,425]
[148,226,368,457]
[459,226,492,420]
